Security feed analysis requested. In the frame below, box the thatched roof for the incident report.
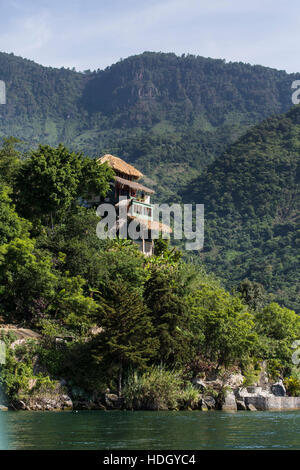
[98,154,143,179]
[145,220,172,234]
[128,216,172,234]
[115,176,155,195]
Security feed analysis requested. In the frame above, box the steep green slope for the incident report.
[80,52,299,127]
[1,50,300,157]
[104,128,228,202]
[82,51,300,198]
[0,51,87,146]
[182,106,300,311]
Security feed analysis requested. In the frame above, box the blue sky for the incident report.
[0,0,299,72]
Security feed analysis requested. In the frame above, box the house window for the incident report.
[133,204,152,217]
[142,206,152,217]
[134,204,143,215]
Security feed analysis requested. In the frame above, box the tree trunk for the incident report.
[118,362,123,398]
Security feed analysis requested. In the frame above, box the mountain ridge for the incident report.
[1,50,299,151]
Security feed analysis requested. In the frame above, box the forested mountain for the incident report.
[0,50,299,310]
[0,50,299,155]
[182,105,300,311]
[81,52,295,126]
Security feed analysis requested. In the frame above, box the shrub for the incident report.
[0,341,55,400]
[284,376,300,397]
[267,359,284,381]
[123,367,183,410]
[242,359,261,386]
[179,383,201,409]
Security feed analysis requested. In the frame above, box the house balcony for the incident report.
[128,197,154,221]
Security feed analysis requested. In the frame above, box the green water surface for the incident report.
[1,410,300,450]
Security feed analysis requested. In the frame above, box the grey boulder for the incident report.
[271,380,286,397]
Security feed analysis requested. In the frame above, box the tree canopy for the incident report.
[15,144,113,223]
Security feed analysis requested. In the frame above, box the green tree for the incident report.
[0,183,30,245]
[0,137,22,185]
[236,278,267,311]
[189,285,257,367]
[49,275,99,335]
[0,238,56,323]
[144,265,193,367]
[254,302,300,365]
[97,239,146,295]
[15,144,113,224]
[154,237,182,263]
[92,282,158,396]
[36,206,107,288]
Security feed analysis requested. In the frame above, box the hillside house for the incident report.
[95,154,171,256]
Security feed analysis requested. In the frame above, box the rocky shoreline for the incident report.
[2,379,300,412]
[1,356,300,413]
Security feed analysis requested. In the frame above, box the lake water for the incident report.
[1,410,300,450]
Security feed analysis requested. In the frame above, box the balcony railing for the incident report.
[129,197,153,220]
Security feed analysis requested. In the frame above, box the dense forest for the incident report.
[182,105,300,312]
[0,140,300,410]
[0,50,299,152]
